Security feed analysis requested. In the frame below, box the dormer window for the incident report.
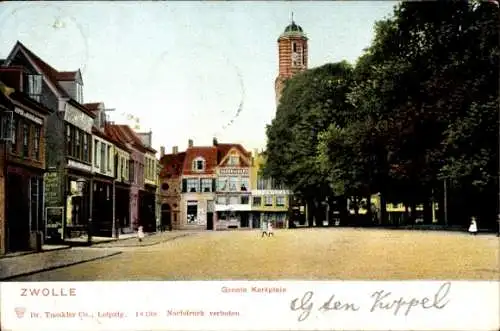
[228,155,239,166]
[192,157,205,171]
[27,74,42,102]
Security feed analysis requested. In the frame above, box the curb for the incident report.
[0,251,122,281]
[92,233,192,248]
[0,245,71,260]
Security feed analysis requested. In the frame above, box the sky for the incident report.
[0,1,397,154]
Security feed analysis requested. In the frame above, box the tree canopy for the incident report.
[264,1,499,229]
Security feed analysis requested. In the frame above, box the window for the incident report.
[11,117,18,154]
[229,196,239,205]
[32,125,40,160]
[264,196,273,206]
[292,42,297,53]
[22,122,29,157]
[192,158,205,171]
[252,196,262,206]
[228,177,238,191]
[129,160,135,182]
[241,195,249,204]
[217,177,228,191]
[201,178,212,192]
[187,201,198,224]
[276,196,286,207]
[217,196,227,205]
[187,178,199,192]
[66,125,72,156]
[83,134,89,162]
[75,130,81,159]
[100,143,106,170]
[162,183,169,191]
[228,155,239,166]
[107,145,112,171]
[27,74,42,102]
[240,178,249,191]
[94,141,99,166]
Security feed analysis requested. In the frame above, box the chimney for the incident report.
[160,146,165,158]
[188,139,193,148]
[213,137,218,146]
[172,146,178,154]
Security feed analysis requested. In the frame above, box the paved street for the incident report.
[6,228,499,281]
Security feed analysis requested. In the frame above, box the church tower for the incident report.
[274,15,308,107]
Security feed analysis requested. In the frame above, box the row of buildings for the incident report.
[0,41,160,254]
[158,139,292,231]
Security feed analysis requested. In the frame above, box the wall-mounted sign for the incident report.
[15,107,43,125]
[67,159,92,172]
[218,168,249,176]
[64,104,93,133]
[251,189,292,196]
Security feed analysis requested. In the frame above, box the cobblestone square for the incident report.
[10,229,499,281]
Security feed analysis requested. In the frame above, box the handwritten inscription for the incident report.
[290,282,451,322]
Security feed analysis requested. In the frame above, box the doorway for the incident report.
[6,173,30,252]
[206,212,214,230]
[240,213,249,228]
[161,204,172,231]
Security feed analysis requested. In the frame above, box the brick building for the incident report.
[159,145,186,230]
[180,140,217,230]
[0,75,50,253]
[274,19,309,106]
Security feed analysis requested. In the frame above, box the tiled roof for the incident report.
[83,102,101,112]
[15,41,69,97]
[11,42,94,117]
[160,152,186,178]
[182,146,218,175]
[56,71,77,81]
[216,143,251,165]
[105,124,156,154]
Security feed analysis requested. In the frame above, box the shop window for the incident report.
[252,196,261,206]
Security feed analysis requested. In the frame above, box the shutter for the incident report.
[212,179,216,192]
[200,178,203,192]
[182,179,187,193]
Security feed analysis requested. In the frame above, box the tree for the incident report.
[264,62,354,226]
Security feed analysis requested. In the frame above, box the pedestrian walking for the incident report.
[468,217,478,236]
[137,225,145,242]
[267,220,274,237]
[260,220,268,238]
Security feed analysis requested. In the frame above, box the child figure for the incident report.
[137,225,145,242]
[468,217,478,236]
[260,220,268,238]
[267,220,274,237]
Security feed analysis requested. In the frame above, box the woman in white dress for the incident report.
[137,225,145,242]
[468,217,478,236]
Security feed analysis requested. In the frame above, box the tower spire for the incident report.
[291,11,294,23]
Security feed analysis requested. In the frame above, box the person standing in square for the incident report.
[267,220,274,237]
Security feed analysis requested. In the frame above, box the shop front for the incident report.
[92,175,113,237]
[215,194,251,230]
[115,182,131,233]
[5,165,44,252]
[139,184,157,233]
[64,163,92,239]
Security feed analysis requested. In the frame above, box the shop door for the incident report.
[6,174,30,251]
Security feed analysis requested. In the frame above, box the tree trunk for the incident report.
[409,200,417,225]
[366,194,373,225]
[423,192,432,224]
[404,204,410,226]
[380,193,388,225]
[306,199,314,227]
